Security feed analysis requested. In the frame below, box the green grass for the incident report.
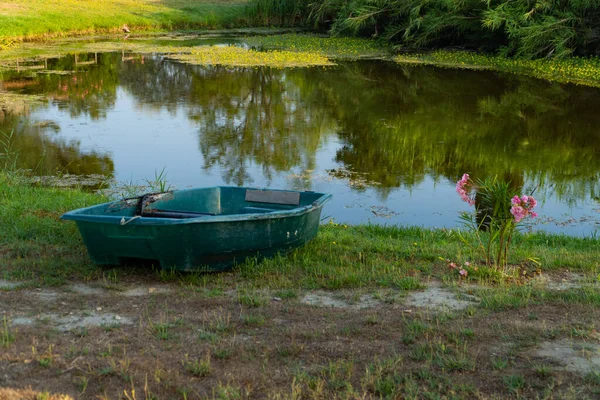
[1,316,15,347]
[396,50,600,88]
[0,173,107,284]
[182,354,211,377]
[0,172,599,289]
[0,0,250,41]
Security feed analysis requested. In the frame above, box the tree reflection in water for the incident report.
[1,51,599,206]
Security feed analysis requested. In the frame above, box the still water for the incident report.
[1,42,599,236]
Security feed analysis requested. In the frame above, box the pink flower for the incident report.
[464,262,470,266]
[456,174,475,206]
[449,262,458,269]
[459,269,468,277]
[510,205,526,222]
[529,197,537,208]
[510,194,539,222]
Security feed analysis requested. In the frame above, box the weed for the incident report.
[241,314,265,327]
[362,356,403,398]
[492,357,509,370]
[98,365,115,376]
[100,344,115,357]
[503,374,526,393]
[238,291,268,308]
[39,356,53,368]
[339,326,361,337]
[534,364,552,377]
[145,167,172,193]
[213,345,233,360]
[183,353,211,377]
[409,344,431,362]
[203,309,232,333]
[460,328,475,339]
[1,316,15,347]
[199,331,220,344]
[435,344,475,372]
[0,130,20,172]
[213,382,244,399]
[402,319,430,345]
[149,314,172,340]
[75,376,89,394]
[276,342,304,359]
[585,370,600,386]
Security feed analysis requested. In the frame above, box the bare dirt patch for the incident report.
[301,291,381,309]
[68,283,104,296]
[0,279,21,289]
[120,286,172,296]
[404,283,479,311]
[532,272,598,291]
[11,312,132,332]
[535,339,600,374]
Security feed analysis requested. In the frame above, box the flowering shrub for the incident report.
[455,173,475,205]
[456,174,538,269]
[510,195,538,222]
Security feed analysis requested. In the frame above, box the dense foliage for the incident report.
[246,0,600,58]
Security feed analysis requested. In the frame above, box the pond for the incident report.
[1,36,599,236]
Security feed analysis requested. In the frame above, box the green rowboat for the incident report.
[61,186,332,271]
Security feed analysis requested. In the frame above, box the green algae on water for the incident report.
[167,46,334,68]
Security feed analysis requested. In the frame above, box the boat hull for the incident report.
[62,187,331,271]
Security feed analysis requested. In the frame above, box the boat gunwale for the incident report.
[61,186,332,226]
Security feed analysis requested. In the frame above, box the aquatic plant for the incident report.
[244,34,389,59]
[167,46,334,68]
[396,50,600,87]
[456,175,538,269]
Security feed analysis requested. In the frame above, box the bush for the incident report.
[246,0,600,59]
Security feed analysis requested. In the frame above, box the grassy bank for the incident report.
[0,0,249,42]
[2,174,600,399]
[1,172,598,287]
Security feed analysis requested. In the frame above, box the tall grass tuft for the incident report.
[0,131,20,173]
[244,0,310,27]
